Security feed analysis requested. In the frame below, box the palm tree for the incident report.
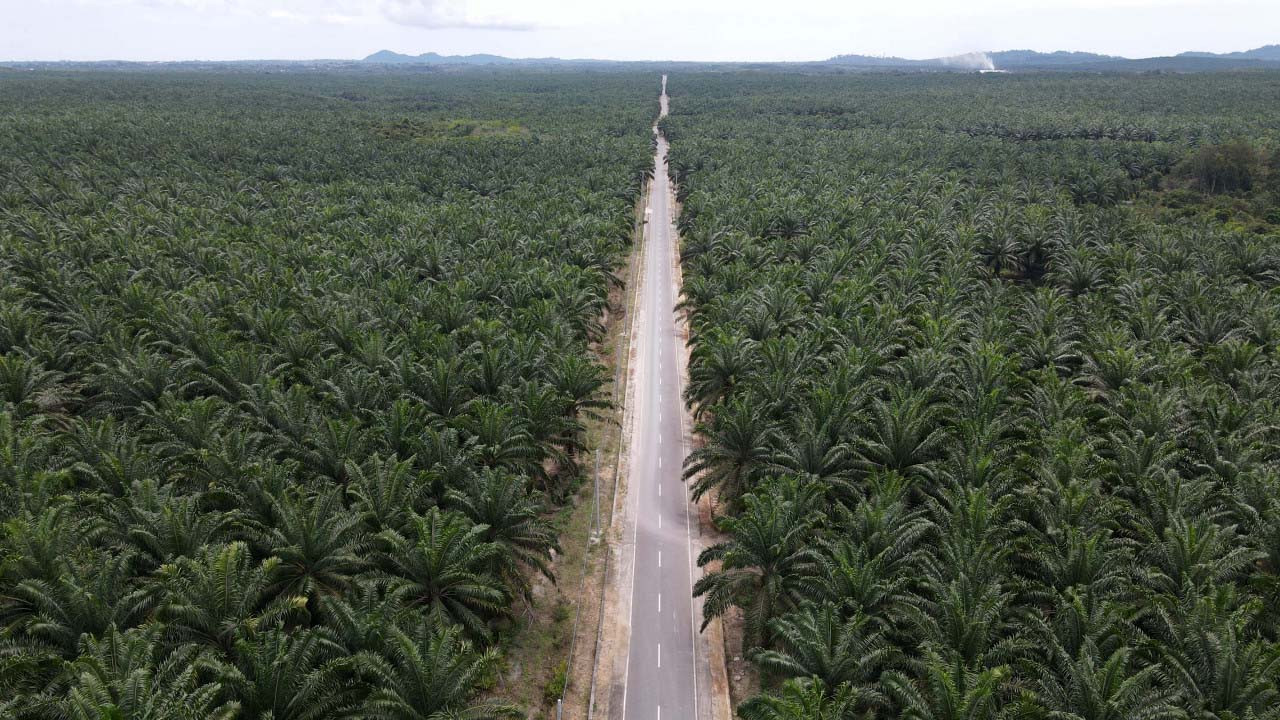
[406,357,474,424]
[0,412,69,517]
[0,354,65,420]
[317,582,404,655]
[1140,517,1265,597]
[684,398,779,507]
[154,541,305,654]
[1019,526,1132,600]
[738,678,865,720]
[374,398,428,461]
[375,508,507,641]
[545,352,610,428]
[445,469,559,600]
[883,653,1007,720]
[685,330,755,416]
[258,488,368,611]
[752,603,893,709]
[86,337,188,416]
[417,427,480,503]
[694,478,823,648]
[855,386,948,480]
[804,539,917,625]
[136,394,228,474]
[218,627,359,720]
[0,635,64,719]
[977,228,1020,279]
[353,621,520,720]
[1024,644,1185,720]
[0,505,104,588]
[63,417,160,498]
[508,380,575,493]
[457,399,541,476]
[902,573,1021,672]
[1146,591,1280,720]
[109,481,236,569]
[767,416,854,489]
[60,624,237,720]
[346,454,424,535]
[851,472,934,541]
[4,550,152,657]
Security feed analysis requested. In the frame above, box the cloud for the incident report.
[379,0,538,29]
[78,0,540,30]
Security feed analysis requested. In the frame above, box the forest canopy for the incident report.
[0,70,653,718]
[666,71,1280,719]
[3,65,1280,720]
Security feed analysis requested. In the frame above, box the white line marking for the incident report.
[626,81,699,720]
[658,593,662,612]
[659,550,662,567]
[658,456,662,469]
[658,484,662,497]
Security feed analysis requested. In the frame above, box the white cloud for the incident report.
[74,0,547,29]
[379,0,538,30]
[9,0,1280,62]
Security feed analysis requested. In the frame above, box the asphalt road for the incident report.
[621,75,701,720]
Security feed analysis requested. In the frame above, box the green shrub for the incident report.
[1183,140,1260,193]
[543,660,568,704]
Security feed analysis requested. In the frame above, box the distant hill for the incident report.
[825,54,937,68]
[364,50,523,65]
[6,45,1279,73]
[988,50,1119,68]
[1178,44,1280,61]
[362,50,623,67]
[984,49,1280,71]
[821,45,1280,72]
[825,50,1114,71]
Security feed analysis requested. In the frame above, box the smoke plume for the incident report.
[940,51,995,71]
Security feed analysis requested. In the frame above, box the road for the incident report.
[620,74,702,720]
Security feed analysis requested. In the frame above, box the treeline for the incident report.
[667,72,1280,719]
[0,71,653,717]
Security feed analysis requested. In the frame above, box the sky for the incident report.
[3,0,1278,63]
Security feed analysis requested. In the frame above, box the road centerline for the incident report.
[619,73,702,720]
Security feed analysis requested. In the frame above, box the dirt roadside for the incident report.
[583,152,650,720]
[487,159,648,718]
[561,160,650,720]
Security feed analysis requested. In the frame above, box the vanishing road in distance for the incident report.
[620,75,703,720]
